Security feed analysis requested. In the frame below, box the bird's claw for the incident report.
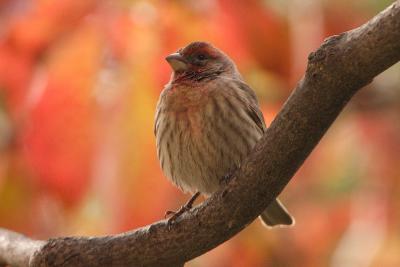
[220,172,234,185]
[164,192,201,229]
[165,205,190,228]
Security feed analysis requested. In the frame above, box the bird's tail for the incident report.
[259,198,294,228]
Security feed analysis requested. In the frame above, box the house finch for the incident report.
[155,41,294,227]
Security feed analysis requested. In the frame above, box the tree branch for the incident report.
[1,1,400,266]
[0,229,44,267]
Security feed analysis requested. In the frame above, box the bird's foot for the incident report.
[165,205,190,226]
[165,192,200,228]
[220,171,235,186]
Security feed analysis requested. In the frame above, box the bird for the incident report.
[154,41,294,228]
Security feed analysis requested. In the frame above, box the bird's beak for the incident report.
[165,53,188,72]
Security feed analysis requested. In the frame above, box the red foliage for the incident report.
[22,79,94,205]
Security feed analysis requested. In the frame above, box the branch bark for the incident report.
[0,229,44,267]
[1,1,400,266]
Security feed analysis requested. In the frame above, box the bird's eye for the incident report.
[196,54,207,60]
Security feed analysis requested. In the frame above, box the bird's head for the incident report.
[165,42,238,81]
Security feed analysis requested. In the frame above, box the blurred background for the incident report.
[0,0,399,266]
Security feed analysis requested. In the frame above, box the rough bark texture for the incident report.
[0,1,399,266]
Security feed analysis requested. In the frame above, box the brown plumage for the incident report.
[155,41,294,227]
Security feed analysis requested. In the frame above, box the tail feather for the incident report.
[259,198,294,228]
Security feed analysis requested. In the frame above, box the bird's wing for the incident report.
[236,81,267,132]
[246,103,266,133]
